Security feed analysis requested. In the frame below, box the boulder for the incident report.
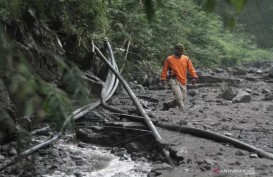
[221,87,236,100]
[233,66,247,75]
[232,90,251,103]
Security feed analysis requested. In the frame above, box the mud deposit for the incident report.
[1,63,273,177]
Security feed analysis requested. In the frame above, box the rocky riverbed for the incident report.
[1,61,273,177]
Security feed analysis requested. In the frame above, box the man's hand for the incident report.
[161,80,167,89]
[191,77,197,85]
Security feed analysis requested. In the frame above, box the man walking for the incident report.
[161,44,198,111]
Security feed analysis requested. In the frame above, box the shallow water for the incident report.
[42,140,151,177]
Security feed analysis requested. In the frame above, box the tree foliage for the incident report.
[108,0,272,70]
[238,0,273,48]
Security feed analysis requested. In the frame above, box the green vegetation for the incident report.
[108,0,272,70]
[0,0,272,139]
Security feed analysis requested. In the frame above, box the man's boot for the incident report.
[163,100,178,110]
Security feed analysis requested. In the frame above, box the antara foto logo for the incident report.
[212,167,220,174]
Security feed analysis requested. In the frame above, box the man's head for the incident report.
[174,43,184,58]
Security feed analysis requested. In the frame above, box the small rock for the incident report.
[147,172,156,177]
[151,163,173,172]
[51,148,59,156]
[244,88,253,93]
[214,157,222,161]
[0,155,5,160]
[196,160,205,165]
[119,156,127,161]
[264,93,273,101]
[252,107,259,111]
[224,132,233,137]
[48,165,58,170]
[91,126,104,133]
[125,142,139,153]
[9,147,17,156]
[179,120,189,125]
[71,155,84,160]
[114,148,127,157]
[222,100,233,106]
[135,84,145,92]
[188,89,199,96]
[222,126,230,131]
[204,159,215,165]
[235,161,241,165]
[78,142,96,150]
[111,147,120,154]
[256,69,263,74]
[233,67,247,75]
[262,89,272,95]
[147,111,155,118]
[268,67,273,78]
[74,172,83,177]
[203,165,211,170]
[232,125,243,131]
[235,150,246,156]
[228,162,236,165]
[239,119,248,124]
[75,159,87,166]
[203,125,212,130]
[215,68,226,73]
[200,165,211,171]
[176,148,188,161]
[266,105,273,111]
[260,172,269,176]
[211,122,221,126]
[186,122,194,127]
[249,153,259,158]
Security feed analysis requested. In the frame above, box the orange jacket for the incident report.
[161,55,198,86]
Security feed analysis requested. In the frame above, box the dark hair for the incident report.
[174,43,184,51]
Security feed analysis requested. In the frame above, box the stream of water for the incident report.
[42,140,151,177]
